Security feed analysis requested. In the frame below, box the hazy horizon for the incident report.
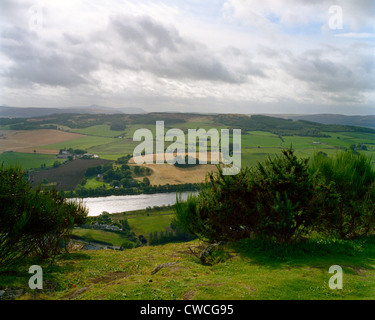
[1,1,374,115]
[1,104,375,117]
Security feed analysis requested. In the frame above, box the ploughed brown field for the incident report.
[0,129,83,154]
[30,158,110,191]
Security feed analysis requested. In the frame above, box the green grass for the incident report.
[241,147,281,168]
[123,124,158,139]
[283,132,375,150]
[127,214,174,236]
[65,124,146,160]
[168,121,227,133]
[13,124,372,173]
[240,132,374,168]
[37,124,374,166]
[87,138,139,159]
[72,229,127,247]
[111,208,175,238]
[241,131,374,169]
[2,236,375,300]
[0,152,62,170]
[83,177,111,189]
[317,132,359,148]
[282,136,326,149]
[242,131,282,148]
[336,131,375,144]
[39,136,117,152]
[70,125,126,138]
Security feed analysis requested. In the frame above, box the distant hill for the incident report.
[216,114,375,136]
[268,114,375,130]
[0,105,146,118]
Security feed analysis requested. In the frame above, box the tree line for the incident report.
[66,182,203,198]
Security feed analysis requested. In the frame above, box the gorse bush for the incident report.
[233,236,375,261]
[311,151,375,239]
[0,164,87,269]
[174,148,375,244]
[174,168,258,242]
[148,225,196,246]
[174,148,327,243]
[120,240,135,250]
[252,149,334,243]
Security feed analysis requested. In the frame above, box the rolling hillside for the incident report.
[270,114,375,129]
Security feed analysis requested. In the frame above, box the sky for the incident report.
[0,0,374,115]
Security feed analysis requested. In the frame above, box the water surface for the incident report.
[73,191,197,216]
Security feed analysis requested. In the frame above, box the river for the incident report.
[72,191,198,216]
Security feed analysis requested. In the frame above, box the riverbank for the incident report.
[62,182,203,199]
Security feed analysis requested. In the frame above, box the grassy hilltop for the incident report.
[2,237,375,300]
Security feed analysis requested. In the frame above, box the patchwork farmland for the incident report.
[1,113,374,191]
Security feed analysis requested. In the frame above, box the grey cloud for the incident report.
[1,26,97,87]
[0,0,33,22]
[63,33,85,46]
[282,48,375,102]
[104,14,266,83]
[1,12,267,90]
[256,45,281,59]
[7,56,88,87]
[111,15,181,53]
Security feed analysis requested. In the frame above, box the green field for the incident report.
[39,135,117,152]
[242,131,282,148]
[84,176,111,189]
[87,138,139,159]
[337,131,375,144]
[42,125,149,160]
[127,213,174,236]
[1,114,374,171]
[0,152,62,170]
[92,125,374,167]
[72,228,128,247]
[111,208,175,238]
[70,125,126,138]
[167,120,228,133]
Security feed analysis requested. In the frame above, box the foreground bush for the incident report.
[174,167,258,242]
[174,149,374,244]
[252,148,334,243]
[311,151,375,239]
[120,240,135,250]
[174,148,326,243]
[232,235,375,261]
[0,165,87,269]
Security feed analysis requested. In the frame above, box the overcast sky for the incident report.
[0,0,374,115]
